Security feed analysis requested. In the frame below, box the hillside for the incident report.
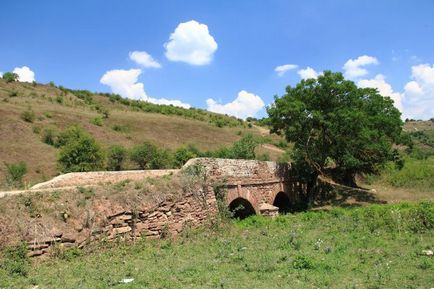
[0,79,283,186]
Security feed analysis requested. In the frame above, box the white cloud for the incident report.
[164,20,218,65]
[402,64,434,119]
[129,51,161,68]
[274,64,298,77]
[343,55,378,79]
[297,67,319,80]
[100,68,190,108]
[206,90,265,119]
[13,66,35,82]
[358,74,403,112]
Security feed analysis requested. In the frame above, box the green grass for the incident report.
[1,202,433,289]
[366,156,434,192]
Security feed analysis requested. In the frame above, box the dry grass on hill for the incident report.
[0,79,284,185]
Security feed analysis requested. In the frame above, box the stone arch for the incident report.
[272,191,291,213]
[228,197,256,219]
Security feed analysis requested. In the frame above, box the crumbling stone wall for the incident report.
[1,158,300,257]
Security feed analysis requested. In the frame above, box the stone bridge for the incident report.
[0,158,307,257]
[184,158,304,218]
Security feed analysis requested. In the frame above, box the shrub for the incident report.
[20,108,35,123]
[112,124,129,133]
[0,243,29,276]
[4,161,27,187]
[42,128,56,146]
[174,145,201,167]
[107,144,127,171]
[91,116,103,127]
[130,142,158,169]
[8,91,18,97]
[57,127,105,172]
[55,126,88,148]
[230,134,258,159]
[2,72,18,83]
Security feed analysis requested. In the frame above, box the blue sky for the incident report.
[1,0,434,119]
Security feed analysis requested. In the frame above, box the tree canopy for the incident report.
[267,71,403,186]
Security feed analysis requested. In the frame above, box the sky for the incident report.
[1,0,434,120]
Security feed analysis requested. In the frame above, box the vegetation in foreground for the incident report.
[0,202,433,289]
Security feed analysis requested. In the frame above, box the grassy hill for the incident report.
[0,79,283,186]
[1,202,432,288]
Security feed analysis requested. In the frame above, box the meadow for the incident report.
[1,202,433,289]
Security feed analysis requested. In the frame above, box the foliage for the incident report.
[107,144,127,171]
[20,108,35,123]
[4,161,27,187]
[130,142,158,169]
[174,145,202,167]
[213,134,259,159]
[0,243,29,277]
[57,126,105,172]
[91,116,103,126]
[2,72,18,83]
[268,71,403,186]
[42,128,56,146]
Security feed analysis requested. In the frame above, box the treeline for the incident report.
[45,126,270,174]
[55,85,246,128]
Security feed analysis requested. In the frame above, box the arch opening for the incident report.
[273,191,291,213]
[229,198,256,219]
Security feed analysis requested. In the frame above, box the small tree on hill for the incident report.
[2,72,18,83]
[107,144,127,171]
[57,126,105,172]
[130,142,158,169]
[267,71,403,202]
[4,161,27,188]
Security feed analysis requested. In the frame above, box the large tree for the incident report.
[267,71,403,189]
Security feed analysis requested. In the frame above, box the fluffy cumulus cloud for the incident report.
[13,66,35,82]
[343,55,378,79]
[206,90,265,119]
[129,51,161,68]
[297,67,319,80]
[274,64,298,76]
[164,20,218,65]
[358,74,403,112]
[100,69,190,108]
[402,64,434,119]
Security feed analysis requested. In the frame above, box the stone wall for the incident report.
[27,189,217,257]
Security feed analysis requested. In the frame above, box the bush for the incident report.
[4,161,27,187]
[130,142,158,169]
[91,116,103,127]
[130,142,174,169]
[107,144,127,171]
[57,127,105,172]
[112,124,129,133]
[8,91,18,97]
[174,145,201,167]
[42,128,56,146]
[0,243,29,276]
[2,72,18,83]
[20,108,35,123]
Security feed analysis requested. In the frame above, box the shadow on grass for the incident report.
[314,187,387,208]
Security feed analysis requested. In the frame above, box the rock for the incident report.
[28,243,49,250]
[61,234,76,243]
[114,226,132,235]
[422,249,433,256]
[27,250,44,257]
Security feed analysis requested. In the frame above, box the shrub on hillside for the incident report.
[4,161,27,187]
[107,144,127,171]
[20,108,35,123]
[174,145,202,167]
[2,72,18,83]
[91,116,103,127]
[57,127,105,172]
[42,128,56,146]
[130,142,174,169]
